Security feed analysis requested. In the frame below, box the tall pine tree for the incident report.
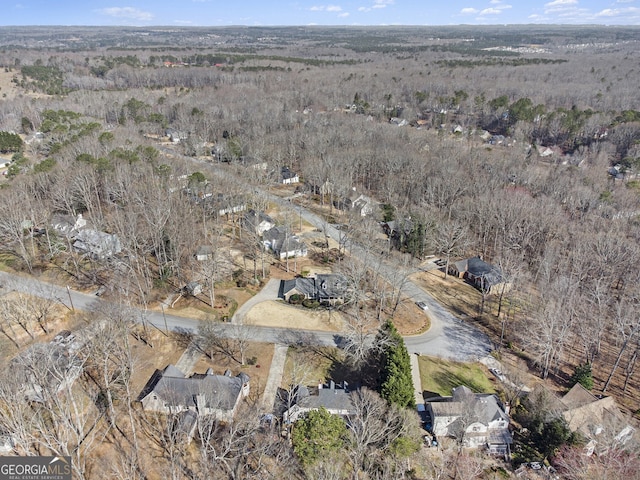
[379,320,416,409]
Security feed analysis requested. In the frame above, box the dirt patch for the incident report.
[392,297,430,335]
[243,300,345,332]
[192,342,275,404]
[0,68,51,102]
[411,268,485,319]
[129,330,185,395]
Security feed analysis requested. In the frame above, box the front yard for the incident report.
[418,355,496,399]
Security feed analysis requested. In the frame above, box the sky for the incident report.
[4,0,640,26]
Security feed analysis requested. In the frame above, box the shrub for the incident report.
[289,294,305,305]
[302,299,320,309]
[570,363,593,390]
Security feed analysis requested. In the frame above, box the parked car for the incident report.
[416,301,429,311]
[489,367,506,382]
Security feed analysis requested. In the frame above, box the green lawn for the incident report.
[418,355,495,398]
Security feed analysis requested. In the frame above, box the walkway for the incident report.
[260,344,288,413]
[175,344,203,376]
[410,353,424,408]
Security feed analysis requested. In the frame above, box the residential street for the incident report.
[168,150,493,360]
[268,195,493,362]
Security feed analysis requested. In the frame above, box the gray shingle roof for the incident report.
[139,365,249,411]
[281,274,347,301]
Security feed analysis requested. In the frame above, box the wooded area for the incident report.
[0,24,639,479]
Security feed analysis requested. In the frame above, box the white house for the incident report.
[426,386,512,454]
[281,167,299,184]
[242,210,276,236]
[263,226,308,259]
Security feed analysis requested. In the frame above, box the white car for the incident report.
[489,368,506,382]
[416,301,429,311]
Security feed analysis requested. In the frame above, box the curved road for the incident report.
[269,195,493,361]
[2,151,492,363]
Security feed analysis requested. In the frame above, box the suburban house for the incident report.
[426,386,512,455]
[334,192,377,217]
[165,128,189,143]
[281,166,299,184]
[138,364,250,423]
[449,256,510,294]
[50,213,121,259]
[242,210,276,237]
[194,245,214,261]
[12,340,83,403]
[239,156,268,170]
[263,226,308,259]
[211,194,247,218]
[280,273,348,304]
[51,213,87,238]
[381,218,414,250]
[73,229,122,259]
[283,381,356,423]
[531,383,636,456]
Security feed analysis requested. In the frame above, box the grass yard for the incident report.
[418,355,495,399]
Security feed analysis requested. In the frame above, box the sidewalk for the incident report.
[410,353,424,408]
[260,344,288,413]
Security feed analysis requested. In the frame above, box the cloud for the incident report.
[595,6,640,16]
[99,7,153,21]
[310,4,343,12]
[338,12,350,17]
[479,8,501,15]
[358,0,392,12]
[545,0,578,5]
[461,7,479,14]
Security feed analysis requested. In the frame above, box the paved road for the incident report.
[268,196,493,361]
[3,151,492,364]
[0,269,339,346]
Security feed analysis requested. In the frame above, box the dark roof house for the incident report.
[138,365,250,422]
[283,381,356,423]
[450,256,509,294]
[281,167,299,184]
[280,273,347,304]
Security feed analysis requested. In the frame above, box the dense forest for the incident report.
[0,25,639,479]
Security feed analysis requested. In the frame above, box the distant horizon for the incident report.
[3,1,640,27]
[2,23,639,28]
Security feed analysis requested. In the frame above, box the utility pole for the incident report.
[66,285,75,311]
[161,304,169,334]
